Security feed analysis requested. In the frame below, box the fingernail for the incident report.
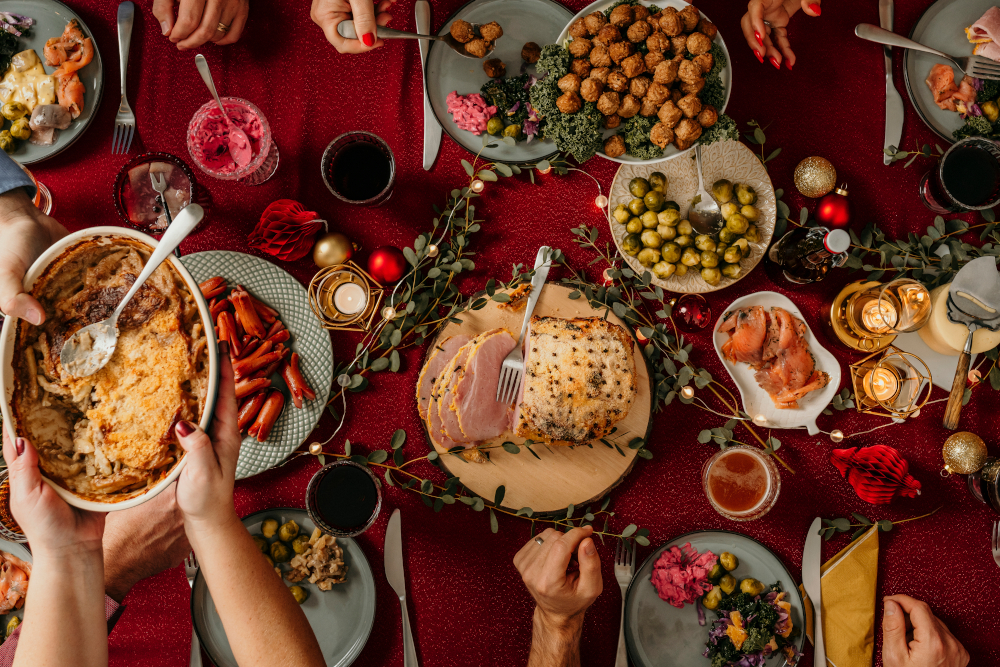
[584,542,596,556]
[770,56,780,69]
[754,49,763,64]
[361,32,375,47]
[176,421,196,437]
[754,31,763,46]
[26,308,42,326]
[884,599,896,616]
[160,20,170,35]
[809,3,821,15]
[786,60,793,70]
[14,438,24,457]
[218,340,230,358]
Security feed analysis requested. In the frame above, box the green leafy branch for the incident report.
[823,388,856,416]
[819,507,941,542]
[882,142,943,167]
[743,120,781,170]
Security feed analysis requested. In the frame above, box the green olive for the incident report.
[700,250,719,268]
[261,519,279,539]
[612,203,630,224]
[656,224,677,242]
[740,204,760,222]
[673,263,688,277]
[744,225,761,243]
[641,229,663,248]
[648,172,668,192]
[725,213,749,235]
[721,263,742,279]
[702,585,724,610]
[723,246,743,265]
[660,242,682,263]
[720,202,740,220]
[5,616,20,638]
[628,198,647,216]
[292,534,311,555]
[739,577,766,596]
[717,228,738,244]
[719,574,737,595]
[502,124,521,139]
[735,183,757,206]
[643,190,665,213]
[701,267,722,286]
[9,118,30,141]
[657,209,681,227]
[676,219,693,236]
[626,218,643,234]
[0,131,15,155]
[641,210,659,229]
[622,233,643,256]
[664,200,680,211]
[712,179,734,203]
[629,177,651,198]
[636,247,661,267]
[0,102,26,121]
[680,247,701,267]
[252,535,268,553]
[270,542,292,563]
[486,117,504,136]
[289,585,309,604]
[652,261,676,279]
[674,234,693,248]
[719,552,739,571]
[278,520,300,543]
[694,234,716,252]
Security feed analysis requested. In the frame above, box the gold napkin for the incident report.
[799,525,879,667]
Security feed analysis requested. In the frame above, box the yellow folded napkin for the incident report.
[799,525,879,667]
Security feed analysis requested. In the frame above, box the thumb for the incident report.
[881,598,909,666]
[2,432,44,502]
[151,0,177,35]
[801,0,821,17]
[0,264,44,325]
[577,536,603,598]
[348,0,379,47]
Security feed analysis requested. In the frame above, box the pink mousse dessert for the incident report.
[187,97,270,179]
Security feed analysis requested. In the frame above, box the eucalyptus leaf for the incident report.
[489,509,499,533]
[621,524,637,538]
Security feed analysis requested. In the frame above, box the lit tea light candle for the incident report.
[333,282,367,315]
[860,299,898,334]
[863,367,900,403]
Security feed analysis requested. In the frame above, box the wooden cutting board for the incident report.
[423,284,653,514]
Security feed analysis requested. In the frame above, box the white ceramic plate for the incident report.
[0,228,219,511]
[192,508,376,667]
[609,140,776,293]
[713,291,841,435]
[425,0,573,164]
[624,530,805,667]
[1,0,104,164]
[180,252,333,480]
[556,0,732,164]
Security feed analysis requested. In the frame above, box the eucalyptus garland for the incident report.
[819,507,941,543]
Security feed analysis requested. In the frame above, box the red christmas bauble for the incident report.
[367,246,407,284]
[815,185,852,228]
[830,445,921,505]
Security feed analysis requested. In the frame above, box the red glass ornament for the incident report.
[674,294,711,332]
[367,246,407,284]
[249,199,326,261]
[815,185,852,228]
[830,445,921,505]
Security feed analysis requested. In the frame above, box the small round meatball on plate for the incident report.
[640,97,660,117]
[645,81,669,105]
[479,21,503,42]
[607,70,629,93]
[644,51,666,72]
[686,32,712,56]
[653,60,679,85]
[483,58,505,78]
[609,4,633,27]
[557,92,582,114]
[618,93,641,118]
[569,37,592,58]
[693,52,714,74]
[646,32,670,53]
[678,5,700,32]
[604,134,627,158]
[570,58,592,77]
[677,93,702,118]
[450,20,474,44]
[465,39,488,58]
[678,59,702,85]
[597,91,620,115]
[627,21,652,43]
[658,9,682,36]
[621,53,646,78]
[581,77,603,102]
[609,41,635,64]
[697,104,718,128]
[646,11,662,28]
[589,67,611,84]
[657,99,682,128]
[558,73,582,94]
[595,24,622,46]
[674,118,703,150]
[590,45,612,67]
[697,19,718,40]
[650,122,675,149]
[522,42,541,63]
[670,35,688,55]
[633,5,650,21]
[568,18,588,38]
[584,11,607,35]
[680,78,706,95]
[629,75,651,98]
[604,113,622,129]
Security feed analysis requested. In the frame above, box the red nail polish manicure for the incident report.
[786,60,793,70]
[14,438,24,457]
[361,32,375,47]
[176,421,196,437]
[218,340,230,358]
[754,49,763,64]
[809,3,821,15]
[755,31,763,46]
[770,56,780,69]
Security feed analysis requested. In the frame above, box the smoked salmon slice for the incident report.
[720,305,768,370]
[925,64,978,112]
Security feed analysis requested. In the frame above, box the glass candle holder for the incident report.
[849,345,932,419]
[702,445,781,522]
[321,132,395,206]
[187,97,279,185]
[844,279,932,349]
[308,262,385,332]
[305,461,383,538]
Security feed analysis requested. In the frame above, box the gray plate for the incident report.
[180,252,334,480]
[0,0,104,164]
[192,508,376,667]
[625,530,805,667]
[903,0,997,144]
[425,0,572,164]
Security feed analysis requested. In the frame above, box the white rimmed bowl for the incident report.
[0,227,219,512]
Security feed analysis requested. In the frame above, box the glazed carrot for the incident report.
[235,377,270,400]
[231,289,267,339]
[248,390,285,442]
[237,391,268,431]
[199,277,227,300]
[282,353,316,409]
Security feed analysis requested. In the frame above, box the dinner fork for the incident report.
[184,552,203,667]
[496,246,552,405]
[113,2,136,154]
[856,24,1000,81]
[613,538,635,667]
[992,522,1000,569]
[149,171,180,257]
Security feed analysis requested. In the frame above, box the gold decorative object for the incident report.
[313,232,356,268]
[793,156,837,198]
[942,432,988,474]
[308,261,385,332]
[680,385,695,399]
[830,279,932,352]
[848,345,932,419]
[829,429,844,443]
[308,442,323,456]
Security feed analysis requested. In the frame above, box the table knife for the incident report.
[802,517,826,667]
[416,1,440,171]
[385,509,420,667]
[880,0,904,165]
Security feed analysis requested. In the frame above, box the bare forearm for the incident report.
[527,609,584,667]
[188,513,324,667]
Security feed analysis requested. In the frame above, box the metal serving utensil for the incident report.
[336,20,495,59]
[149,169,180,258]
[496,246,552,405]
[58,204,205,378]
[688,144,724,235]
[856,23,1000,81]
[194,54,253,169]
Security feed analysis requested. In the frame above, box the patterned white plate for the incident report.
[608,140,776,294]
[181,252,333,479]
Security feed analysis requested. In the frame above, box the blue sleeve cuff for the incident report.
[0,152,37,201]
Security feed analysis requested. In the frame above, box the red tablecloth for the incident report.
[29,0,1000,664]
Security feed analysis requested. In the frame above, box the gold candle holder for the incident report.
[848,345,932,419]
[308,261,385,332]
[830,279,933,351]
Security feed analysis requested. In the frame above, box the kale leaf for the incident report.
[536,44,570,81]
[621,115,662,159]
[699,113,738,146]
[481,74,532,126]
[981,77,1000,102]
[0,32,17,75]
[544,101,604,163]
[954,115,995,141]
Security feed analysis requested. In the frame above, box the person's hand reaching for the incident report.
[0,188,66,326]
[882,595,970,667]
[311,0,396,54]
[740,0,822,70]
[152,0,250,49]
[514,526,603,627]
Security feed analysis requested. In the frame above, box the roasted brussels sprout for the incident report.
[676,219,693,236]
[673,263,688,277]
[626,218,643,234]
[289,585,309,604]
[292,534,311,554]
[720,202,739,220]
[707,560,725,582]
[732,238,750,254]
[721,263,742,279]
[719,574,737,595]
[701,267,721,286]
[9,118,29,141]
[0,131,14,155]
[740,204,760,222]
[641,210,659,228]
[717,228,738,244]
[278,520,300,543]
[735,183,757,206]
[261,519,279,539]
[715,242,728,258]
[486,117,504,135]
[612,203,631,224]
[674,234,692,248]
[628,198,647,216]
[739,577,765,596]
[656,224,677,241]
[744,225,761,243]
[629,177,651,198]
[661,242,682,263]
[252,535,268,553]
[657,208,681,227]
[725,213,749,235]
[1,102,26,121]
[637,247,661,267]
[502,124,521,139]
[648,171,668,192]
[702,585,724,610]
[641,229,663,248]
[719,552,739,571]
[644,190,665,212]
[5,616,19,638]
[712,179,733,203]
[694,234,716,252]
[664,200,680,211]
[723,246,743,265]
[270,542,292,563]
[986,100,1000,123]
[701,250,719,268]
[680,246,701,267]
[652,261,676,279]
[622,233,642,256]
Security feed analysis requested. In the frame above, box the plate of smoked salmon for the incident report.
[714,292,840,435]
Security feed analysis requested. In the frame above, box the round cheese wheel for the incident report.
[918,284,1000,355]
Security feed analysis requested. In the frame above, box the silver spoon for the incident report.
[58,204,205,379]
[194,54,253,169]
[336,20,495,59]
[688,144,724,235]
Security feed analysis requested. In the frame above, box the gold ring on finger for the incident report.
[217,22,230,34]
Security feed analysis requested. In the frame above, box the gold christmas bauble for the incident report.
[308,442,323,456]
[942,431,988,474]
[313,232,354,268]
[794,157,837,199]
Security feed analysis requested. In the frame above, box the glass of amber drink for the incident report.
[702,445,780,521]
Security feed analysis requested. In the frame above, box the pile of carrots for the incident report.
[199,277,316,443]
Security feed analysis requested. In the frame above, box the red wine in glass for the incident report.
[306,461,382,537]
[322,132,395,206]
[920,137,1000,213]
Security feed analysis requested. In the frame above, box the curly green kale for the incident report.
[707,42,727,78]
[481,73,532,125]
[545,101,604,163]
[619,115,662,159]
[536,44,570,81]
[698,113,737,146]
[980,77,1000,102]
[954,115,996,141]
[740,627,772,654]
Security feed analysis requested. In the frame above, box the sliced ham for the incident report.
[425,385,470,451]
[968,7,1000,44]
[976,41,1000,61]
[454,329,517,441]
[416,335,470,420]
[435,339,477,444]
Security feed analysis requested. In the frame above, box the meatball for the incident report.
[570,59,592,76]
[657,99,682,128]
[465,39,488,57]
[604,134,627,158]
[659,8,683,36]
[680,78,706,95]
[558,73,582,94]
[569,37,592,58]
[593,24,622,47]
[646,11,663,28]
[678,59,703,84]
[674,118,703,150]
[687,32,712,56]
[645,81,670,105]
[584,11,607,35]
[450,20,474,43]
[483,58,506,78]
[646,32,670,53]
[609,4,633,28]
[618,94,641,118]
[603,113,622,129]
[644,51,666,72]
[597,91,620,115]
[581,77,603,102]
[522,42,541,63]
[609,41,635,64]
[693,52,714,74]
[627,21,652,43]
[697,19,718,40]
[589,67,611,84]
[568,18,588,38]
[697,104,718,128]
[640,97,660,117]
[679,5,701,32]
[629,76,651,98]
[480,21,503,42]
[671,88,684,103]
[590,45,612,67]
[607,70,629,92]
[670,35,688,55]
[633,5,650,21]
[650,122,675,149]
[677,93,703,118]
[621,53,646,78]
[557,92,582,114]
[653,60,679,85]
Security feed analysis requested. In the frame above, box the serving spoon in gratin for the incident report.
[58,204,205,379]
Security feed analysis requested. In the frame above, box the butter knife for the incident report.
[416,1,440,171]
[802,518,826,667]
[385,509,420,667]
[880,0,904,165]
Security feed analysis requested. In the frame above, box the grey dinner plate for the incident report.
[904,0,998,144]
[425,0,573,164]
[0,0,104,164]
[625,530,805,667]
[192,508,377,667]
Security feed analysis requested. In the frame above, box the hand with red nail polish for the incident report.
[741,0,815,71]
[770,56,781,69]
[311,0,394,54]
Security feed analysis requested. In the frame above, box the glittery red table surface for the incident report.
[30,0,1000,665]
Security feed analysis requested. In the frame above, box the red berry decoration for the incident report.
[249,199,326,261]
[367,246,407,284]
[815,185,852,229]
[830,445,921,505]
